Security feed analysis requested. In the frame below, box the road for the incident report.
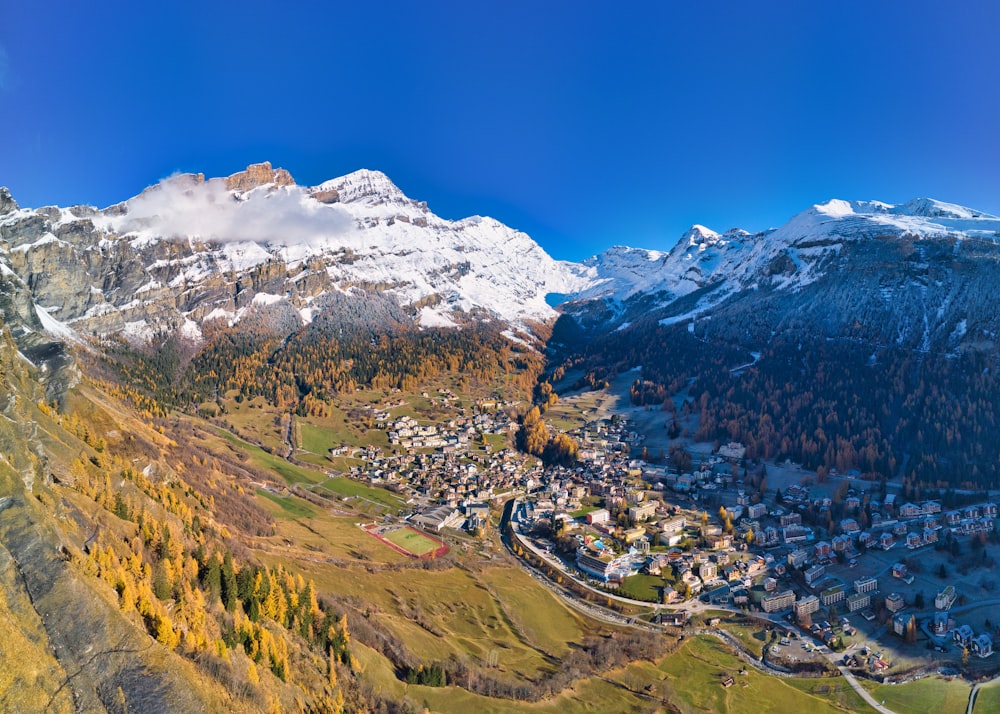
[838,667,899,714]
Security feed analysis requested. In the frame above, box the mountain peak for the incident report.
[681,224,722,245]
[225,161,296,193]
[318,169,411,205]
[892,197,995,220]
[0,187,19,215]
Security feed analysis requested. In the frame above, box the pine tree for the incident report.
[222,552,238,612]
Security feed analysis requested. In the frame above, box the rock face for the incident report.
[0,187,17,215]
[310,188,340,204]
[224,161,295,192]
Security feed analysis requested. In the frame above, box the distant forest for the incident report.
[551,320,1000,492]
[97,320,540,415]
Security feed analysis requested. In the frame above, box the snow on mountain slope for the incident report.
[571,197,1000,315]
[1,164,595,342]
[3,166,998,351]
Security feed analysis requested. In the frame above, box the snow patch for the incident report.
[34,304,79,342]
[418,306,457,328]
[179,319,203,342]
[252,292,286,306]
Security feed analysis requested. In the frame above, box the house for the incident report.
[932,611,949,636]
[706,533,733,550]
[953,624,975,647]
[657,611,689,627]
[972,633,994,658]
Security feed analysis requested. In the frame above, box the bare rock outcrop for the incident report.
[225,161,295,192]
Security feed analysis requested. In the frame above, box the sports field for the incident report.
[383,526,445,556]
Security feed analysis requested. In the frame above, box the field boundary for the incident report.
[362,523,449,559]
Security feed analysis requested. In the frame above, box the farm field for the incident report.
[859,676,972,714]
[313,476,406,513]
[974,679,1000,712]
[644,636,875,713]
[255,489,319,520]
[300,562,590,681]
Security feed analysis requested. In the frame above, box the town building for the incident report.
[576,549,633,582]
[821,585,846,606]
[847,592,872,612]
[935,585,957,610]
[587,508,611,525]
[885,592,905,613]
[892,612,915,637]
[794,595,820,620]
[628,500,658,523]
[762,589,796,613]
[804,564,826,587]
[787,549,809,569]
[854,576,878,594]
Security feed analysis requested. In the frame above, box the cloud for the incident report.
[113,175,354,244]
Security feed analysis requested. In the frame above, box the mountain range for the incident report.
[3,163,999,368]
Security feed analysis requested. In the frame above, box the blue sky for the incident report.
[1,1,998,260]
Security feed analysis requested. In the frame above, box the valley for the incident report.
[3,167,1000,712]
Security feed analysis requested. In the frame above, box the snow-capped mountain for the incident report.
[564,197,1000,353]
[0,163,594,345]
[3,162,1000,359]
